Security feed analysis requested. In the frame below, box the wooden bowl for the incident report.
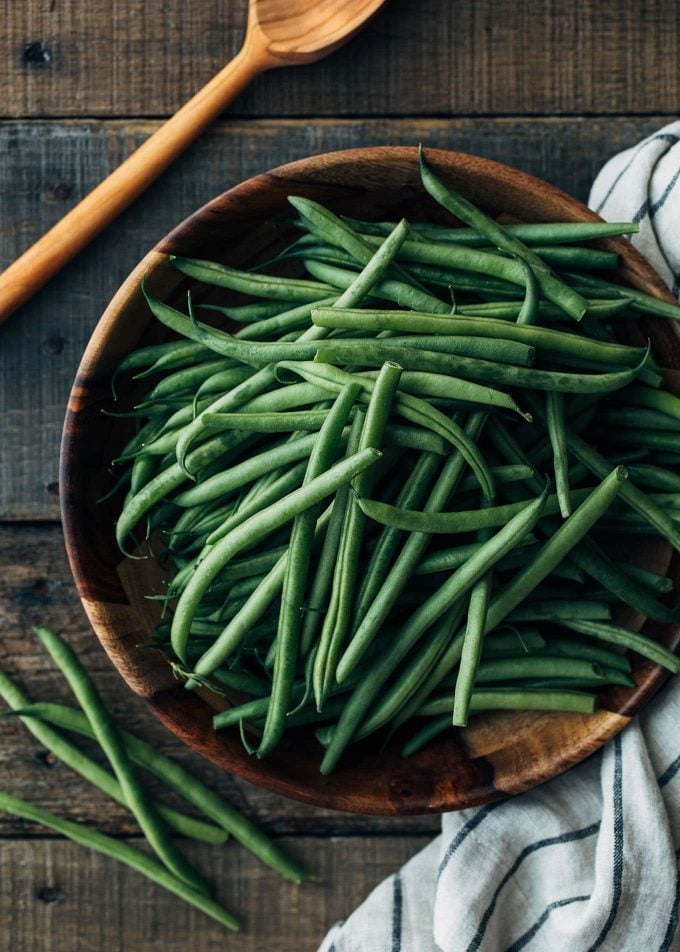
[60,147,680,815]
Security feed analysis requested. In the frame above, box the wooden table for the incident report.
[0,2,677,948]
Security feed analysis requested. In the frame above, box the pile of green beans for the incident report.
[0,627,305,931]
[108,149,680,775]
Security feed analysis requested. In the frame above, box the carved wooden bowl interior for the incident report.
[60,147,680,815]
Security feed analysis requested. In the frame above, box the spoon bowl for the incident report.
[248,0,388,64]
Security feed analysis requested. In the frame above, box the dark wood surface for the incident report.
[1,2,678,948]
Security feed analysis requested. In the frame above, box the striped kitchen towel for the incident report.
[319,119,680,952]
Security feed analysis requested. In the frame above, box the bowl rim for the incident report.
[60,145,680,815]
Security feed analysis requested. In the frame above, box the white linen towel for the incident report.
[320,119,680,952]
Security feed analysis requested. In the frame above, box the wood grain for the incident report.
[0,114,666,521]
[0,523,439,837]
[0,835,428,950]
[2,0,678,118]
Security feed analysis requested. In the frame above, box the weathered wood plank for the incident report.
[0,523,440,836]
[2,1,679,118]
[0,835,429,950]
[0,114,666,520]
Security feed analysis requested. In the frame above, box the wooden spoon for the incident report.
[0,0,387,324]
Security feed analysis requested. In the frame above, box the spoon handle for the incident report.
[0,44,267,325]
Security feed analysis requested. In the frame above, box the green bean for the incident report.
[172,449,380,663]
[355,334,536,366]
[192,366,257,412]
[418,147,587,320]
[0,671,227,845]
[566,431,680,551]
[459,299,632,322]
[289,199,427,292]
[335,412,487,678]
[482,631,547,655]
[503,245,619,270]
[357,486,601,534]
[417,689,597,716]
[321,489,548,772]
[299,414,365,659]
[3,700,304,882]
[503,674,633,689]
[0,791,240,930]
[116,430,253,553]
[546,392,571,517]
[505,599,611,622]
[277,361,494,497]
[115,339,208,376]
[311,307,646,367]
[540,637,631,673]
[354,600,469,741]
[172,256,334,302]
[174,430,329,508]
[200,299,295,324]
[516,258,540,325]
[626,464,680,493]
[202,410,330,433]
[458,465,536,494]
[130,453,159,496]
[615,560,674,593]
[354,451,442,621]
[143,358,232,404]
[623,385,680,422]
[33,628,209,895]
[347,216,639,246]
[562,270,680,322]
[315,364,403,707]
[316,338,616,395]
[482,468,628,636]
[353,367,527,418]
[474,655,612,683]
[259,383,361,757]
[453,524,492,726]
[402,715,452,756]
[567,540,677,624]
[561,620,680,673]
[304,258,451,314]
[596,407,680,432]
[594,427,680,454]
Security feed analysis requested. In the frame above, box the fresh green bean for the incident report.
[567,539,677,624]
[354,451,441,621]
[172,256,334,302]
[402,715,452,756]
[474,655,612,683]
[482,468,628,635]
[418,147,587,320]
[259,383,361,757]
[172,449,380,663]
[0,671,227,845]
[335,412,487,679]
[347,218,638,247]
[311,307,646,367]
[615,560,674,593]
[566,431,680,550]
[540,637,631,672]
[0,791,240,930]
[417,689,597,716]
[562,270,680,322]
[561,620,680,672]
[453,523,492,726]
[34,628,209,895]
[2,700,304,882]
[321,490,548,772]
[505,599,611,622]
[277,361,495,497]
[315,363,403,707]
[199,299,294,324]
[546,392,571,517]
